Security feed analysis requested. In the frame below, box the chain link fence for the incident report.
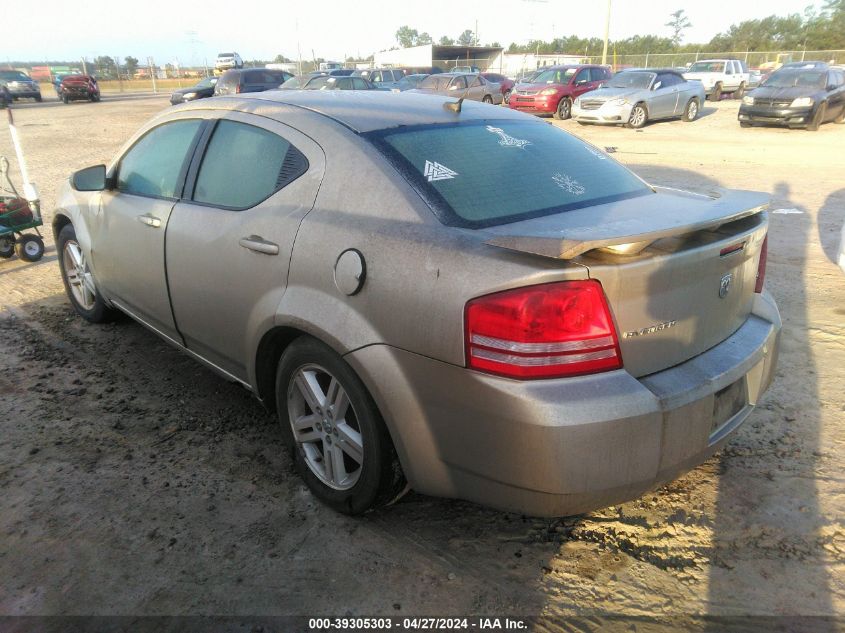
[589,49,845,69]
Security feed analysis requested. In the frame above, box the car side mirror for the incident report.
[71,164,107,192]
[827,84,837,91]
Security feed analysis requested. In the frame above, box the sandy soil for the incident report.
[0,94,843,626]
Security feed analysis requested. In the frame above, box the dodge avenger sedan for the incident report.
[53,91,780,517]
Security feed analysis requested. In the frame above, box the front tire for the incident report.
[15,234,44,262]
[682,98,699,122]
[807,103,826,131]
[734,82,746,100]
[0,237,14,258]
[627,103,648,128]
[482,95,493,104]
[503,89,511,104]
[709,83,722,101]
[553,97,572,120]
[35,94,42,102]
[276,337,405,515]
[57,224,118,322]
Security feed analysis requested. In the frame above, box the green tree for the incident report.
[395,25,419,48]
[124,56,138,77]
[273,54,292,63]
[457,29,475,46]
[417,32,433,45]
[439,35,455,45]
[665,9,692,46]
[94,55,116,78]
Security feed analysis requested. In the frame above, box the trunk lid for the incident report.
[482,187,769,377]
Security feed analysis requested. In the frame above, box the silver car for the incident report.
[410,73,503,104]
[572,69,706,128]
[54,91,780,517]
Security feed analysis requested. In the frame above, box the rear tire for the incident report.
[62,94,69,104]
[682,98,699,122]
[15,234,44,262]
[503,89,511,104]
[57,224,118,323]
[734,82,746,100]
[35,94,42,102]
[553,97,572,120]
[482,95,493,104]
[740,121,752,128]
[276,337,405,515]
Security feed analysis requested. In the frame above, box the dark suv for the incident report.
[214,68,293,96]
[509,65,611,119]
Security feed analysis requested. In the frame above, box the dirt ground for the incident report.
[0,94,843,627]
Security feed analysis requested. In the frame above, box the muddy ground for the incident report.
[0,94,843,627]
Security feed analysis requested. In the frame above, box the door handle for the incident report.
[137,214,161,228]
[239,235,279,255]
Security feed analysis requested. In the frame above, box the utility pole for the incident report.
[601,0,612,66]
[81,57,88,75]
[114,55,123,92]
[147,56,157,93]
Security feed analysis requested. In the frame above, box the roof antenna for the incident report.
[443,97,465,113]
[443,76,474,113]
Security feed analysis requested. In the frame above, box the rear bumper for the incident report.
[738,105,814,126]
[346,291,781,517]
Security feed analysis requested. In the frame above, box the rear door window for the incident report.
[192,120,309,209]
[368,120,650,228]
[117,120,203,199]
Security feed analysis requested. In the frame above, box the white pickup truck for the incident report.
[684,59,751,101]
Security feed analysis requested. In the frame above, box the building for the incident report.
[374,44,504,73]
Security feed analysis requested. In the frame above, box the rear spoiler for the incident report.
[483,187,769,260]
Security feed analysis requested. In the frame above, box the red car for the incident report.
[59,75,100,104]
[481,72,515,104]
[509,65,611,119]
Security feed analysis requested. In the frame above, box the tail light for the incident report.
[755,235,768,293]
[235,84,242,94]
[465,280,622,380]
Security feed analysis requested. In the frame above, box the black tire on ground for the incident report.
[627,103,648,128]
[710,83,722,102]
[35,94,42,102]
[553,97,572,120]
[482,95,492,104]
[682,98,699,122]
[503,89,511,104]
[275,336,406,515]
[62,94,69,104]
[735,82,746,100]
[15,234,44,262]
[835,105,845,124]
[57,223,119,322]
[807,102,827,131]
[91,93,101,103]
[0,237,14,258]
[740,121,752,128]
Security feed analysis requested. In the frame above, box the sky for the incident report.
[5,0,823,66]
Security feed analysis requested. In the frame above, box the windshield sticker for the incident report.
[552,173,586,196]
[485,125,531,149]
[424,160,458,182]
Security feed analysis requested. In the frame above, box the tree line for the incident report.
[396,1,844,55]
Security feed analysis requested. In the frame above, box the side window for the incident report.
[574,69,589,85]
[243,71,260,84]
[193,120,309,209]
[470,75,482,87]
[337,77,353,90]
[450,76,467,90]
[352,77,368,89]
[117,120,203,199]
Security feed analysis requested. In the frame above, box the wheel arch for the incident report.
[52,212,72,241]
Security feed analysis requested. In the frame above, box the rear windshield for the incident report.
[368,120,651,228]
[689,61,725,72]
[0,71,30,81]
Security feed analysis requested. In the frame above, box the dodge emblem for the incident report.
[719,273,733,298]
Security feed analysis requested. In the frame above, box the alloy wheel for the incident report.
[63,240,97,310]
[629,105,646,127]
[287,364,364,490]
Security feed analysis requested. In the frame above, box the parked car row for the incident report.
[164,61,845,131]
